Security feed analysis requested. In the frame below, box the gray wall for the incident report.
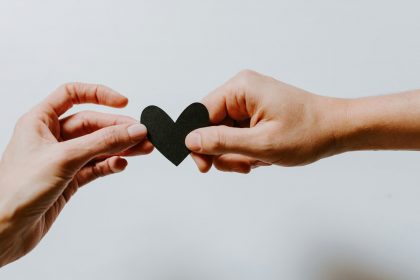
[1,0,420,279]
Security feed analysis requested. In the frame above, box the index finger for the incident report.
[40,83,128,116]
[202,71,257,124]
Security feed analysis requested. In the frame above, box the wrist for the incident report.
[316,96,359,156]
[327,91,420,152]
[322,97,374,154]
[334,97,374,152]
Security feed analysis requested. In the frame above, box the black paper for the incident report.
[140,103,210,166]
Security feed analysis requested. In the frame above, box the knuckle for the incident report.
[92,163,107,178]
[56,83,68,93]
[62,184,78,203]
[101,128,121,148]
[91,166,102,179]
[207,127,226,152]
[96,84,107,91]
[60,82,77,95]
[60,82,77,101]
[225,69,261,99]
[16,112,32,126]
[237,69,258,78]
[77,111,91,129]
[60,82,85,103]
[234,69,259,85]
[77,110,97,124]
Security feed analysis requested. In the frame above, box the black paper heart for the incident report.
[140,103,210,166]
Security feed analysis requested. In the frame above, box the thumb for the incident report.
[63,123,147,166]
[185,125,263,157]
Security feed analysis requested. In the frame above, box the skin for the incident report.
[1,70,420,267]
[0,83,153,267]
[186,70,420,173]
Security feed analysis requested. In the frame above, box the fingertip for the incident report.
[127,123,148,140]
[110,156,128,173]
[117,96,129,108]
[142,140,154,154]
[239,166,252,174]
[191,153,212,173]
[104,86,129,108]
[185,131,202,152]
[111,94,128,108]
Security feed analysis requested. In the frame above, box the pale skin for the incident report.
[0,83,153,267]
[1,70,420,267]
[186,70,420,173]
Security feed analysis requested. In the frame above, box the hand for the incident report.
[185,70,346,173]
[0,83,153,266]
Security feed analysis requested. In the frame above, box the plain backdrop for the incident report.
[1,0,420,279]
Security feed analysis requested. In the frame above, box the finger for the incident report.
[76,156,128,187]
[185,124,266,158]
[213,154,271,174]
[201,70,261,124]
[85,139,154,162]
[62,123,147,166]
[41,83,128,116]
[213,154,255,174]
[190,153,213,173]
[90,139,154,162]
[119,139,154,156]
[60,111,137,140]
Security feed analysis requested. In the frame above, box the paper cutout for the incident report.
[141,103,210,166]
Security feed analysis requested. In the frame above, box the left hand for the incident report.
[0,83,153,267]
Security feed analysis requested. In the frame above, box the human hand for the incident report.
[185,70,346,173]
[0,83,153,266]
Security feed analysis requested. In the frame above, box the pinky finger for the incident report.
[213,154,271,174]
[76,156,128,187]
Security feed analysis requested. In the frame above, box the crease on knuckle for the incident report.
[91,159,114,179]
[92,164,104,178]
[63,83,78,103]
[92,84,101,104]
[102,128,120,148]
[208,128,225,152]
[78,112,92,132]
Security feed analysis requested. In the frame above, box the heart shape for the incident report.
[140,103,210,166]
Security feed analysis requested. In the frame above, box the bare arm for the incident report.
[185,70,420,173]
[337,90,420,152]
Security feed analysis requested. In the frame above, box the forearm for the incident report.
[334,90,420,152]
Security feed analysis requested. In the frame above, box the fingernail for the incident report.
[127,124,147,140]
[186,132,202,151]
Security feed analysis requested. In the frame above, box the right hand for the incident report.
[185,70,347,173]
[0,83,153,266]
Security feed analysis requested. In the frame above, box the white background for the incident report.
[1,0,420,279]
